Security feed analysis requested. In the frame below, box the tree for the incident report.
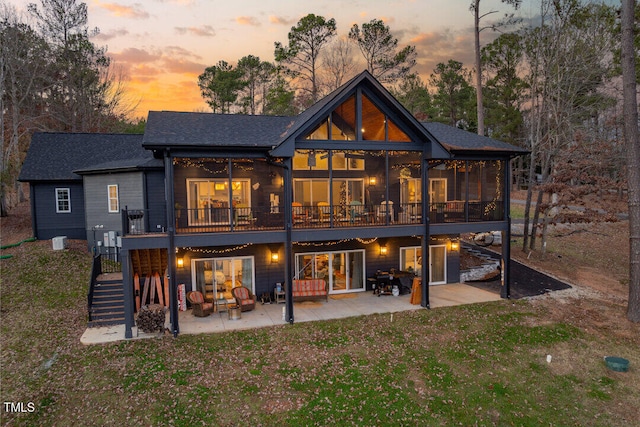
[197,60,245,114]
[429,60,476,130]
[236,55,274,115]
[1,5,52,216]
[263,69,297,116]
[348,19,416,84]
[481,32,526,144]
[320,37,359,91]
[520,0,617,252]
[274,13,336,105]
[621,0,640,322]
[391,74,432,121]
[470,0,522,136]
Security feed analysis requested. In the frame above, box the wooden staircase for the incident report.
[88,272,125,327]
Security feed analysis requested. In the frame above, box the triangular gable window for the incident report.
[304,92,411,142]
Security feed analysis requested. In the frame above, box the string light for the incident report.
[183,243,253,254]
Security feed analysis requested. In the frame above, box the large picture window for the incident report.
[55,188,71,213]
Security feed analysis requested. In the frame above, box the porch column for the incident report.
[501,158,511,299]
[421,152,430,308]
[123,248,135,338]
[165,151,180,336]
[283,157,294,323]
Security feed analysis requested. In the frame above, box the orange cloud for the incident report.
[269,15,296,26]
[236,16,261,26]
[93,28,129,42]
[175,25,216,37]
[92,1,150,19]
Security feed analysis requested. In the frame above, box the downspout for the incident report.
[165,150,179,336]
[501,158,511,299]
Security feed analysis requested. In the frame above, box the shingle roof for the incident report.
[421,122,528,156]
[18,133,155,182]
[142,111,295,150]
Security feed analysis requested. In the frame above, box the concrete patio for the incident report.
[80,283,501,345]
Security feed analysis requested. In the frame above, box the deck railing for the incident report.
[123,201,504,236]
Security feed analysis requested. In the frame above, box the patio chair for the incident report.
[292,202,309,224]
[187,291,214,317]
[349,200,364,224]
[317,201,330,222]
[231,286,256,312]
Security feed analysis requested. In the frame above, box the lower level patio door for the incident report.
[192,256,255,302]
[429,245,447,285]
[295,250,365,294]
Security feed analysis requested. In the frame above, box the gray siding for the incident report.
[84,172,145,246]
[32,182,86,240]
[145,171,167,232]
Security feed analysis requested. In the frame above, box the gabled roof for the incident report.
[422,122,529,157]
[139,71,525,159]
[18,133,156,182]
[143,111,294,150]
[270,70,449,157]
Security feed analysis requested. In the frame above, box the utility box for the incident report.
[52,236,67,250]
[103,231,117,247]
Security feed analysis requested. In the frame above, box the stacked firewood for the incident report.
[137,304,166,333]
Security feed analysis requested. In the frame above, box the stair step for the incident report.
[91,304,124,314]
[93,295,124,303]
[88,317,125,328]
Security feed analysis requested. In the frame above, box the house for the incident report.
[18,133,163,247]
[19,71,526,338]
[123,70,526,338]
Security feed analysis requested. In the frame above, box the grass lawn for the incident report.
[1,240,639,426]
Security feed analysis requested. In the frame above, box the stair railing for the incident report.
[87,254,102,322]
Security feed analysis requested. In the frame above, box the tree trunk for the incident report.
[621,0,640,322]
[474,0,485,136]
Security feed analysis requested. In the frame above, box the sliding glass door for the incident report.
[295,250,365,294]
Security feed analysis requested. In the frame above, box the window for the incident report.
[192,256,255,301]
[187,179,251,225]
[295,249,365,293]
[303,92,411,142]
[55,188,71,213]
[400,247,422,276]
[108,185,119,213]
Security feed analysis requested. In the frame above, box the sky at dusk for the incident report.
[8,0,543,118]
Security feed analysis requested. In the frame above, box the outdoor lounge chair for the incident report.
[187,291,214,317]
[231,286,256,312]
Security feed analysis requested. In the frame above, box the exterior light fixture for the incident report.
[369,176,377,186]
[271,250,280,263]
[177,257,184,268]
[379,245,388,256]
[450,241,459,251]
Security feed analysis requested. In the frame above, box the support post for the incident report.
[123,249,134,338]
[165,151,180,336]
[283,158,294,323]
[501,159,512,299]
